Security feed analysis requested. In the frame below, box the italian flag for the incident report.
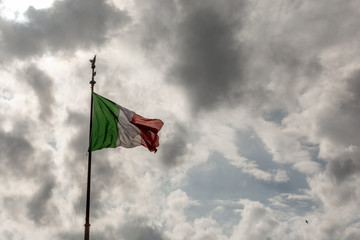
[89,93,164,152]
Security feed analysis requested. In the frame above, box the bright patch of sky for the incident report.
[0,0,54,21]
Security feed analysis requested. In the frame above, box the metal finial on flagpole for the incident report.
[84,55,96,240]
[89,55,96,89]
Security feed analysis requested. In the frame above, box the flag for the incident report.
[89,92,164,152]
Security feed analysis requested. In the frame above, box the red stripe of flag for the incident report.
[130,113,164,152]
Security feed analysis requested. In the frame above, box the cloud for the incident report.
[169,0,245,113]
[0,0,131,61]
[64,109,89,176]
[230,200,284,240]
[0,121,59,231]
[120,223,168,240]
[59,222,168,240]
[65,109,119,218]
[26,174,59,225]
[64,109,145,220]
[345,228,360,240]
[191,218,227,240]
[160,122,188,167]
[328,157,360,184]
[0,127,34,178]
[3,0,360,239]
[17,64,55,121]
[136,0,177,54]
[316,69,360,147]
[305,150,360,239]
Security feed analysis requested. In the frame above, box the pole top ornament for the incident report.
[89,55,96,87]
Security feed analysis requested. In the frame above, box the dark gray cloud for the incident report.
[326,147,360,186]
[18,64,55,121]
[266,42,323,86]
[328,157,360,184]
[160,122,188,167]
[27,174,59,225]
[305,56,323,78]
[137,0,177,54]
[169,0,245,113]
[0,128,34,177]
[317,69,360,146]
[270,42,302,73]
[0,0,130,61]
[321,150,360,207]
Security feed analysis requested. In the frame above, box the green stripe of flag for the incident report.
[89,93,120,151]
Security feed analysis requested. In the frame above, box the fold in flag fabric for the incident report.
[89,92,164,152]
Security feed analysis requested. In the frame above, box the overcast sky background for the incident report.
[1,0,360,239]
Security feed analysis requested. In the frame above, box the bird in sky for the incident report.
[305,220,309,224]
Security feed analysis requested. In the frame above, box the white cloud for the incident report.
[230,200,285,240]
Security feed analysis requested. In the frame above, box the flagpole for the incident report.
[84,55,96,240]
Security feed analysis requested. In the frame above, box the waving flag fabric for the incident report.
[89,92,163,152]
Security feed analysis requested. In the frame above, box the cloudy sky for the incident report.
[1,0,360,239]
